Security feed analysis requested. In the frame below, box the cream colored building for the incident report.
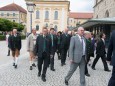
[68,12,93,29]
[25,0,70,33]
[94,0,115,18]
[0,3,27,25]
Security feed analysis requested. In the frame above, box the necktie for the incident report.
[51,34,54,47]
[81,37,84,55]
[43,36,46,51]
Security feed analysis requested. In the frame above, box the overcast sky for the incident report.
[0,0,94,12]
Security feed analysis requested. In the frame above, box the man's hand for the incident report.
[107,61,111,64]
[70,60,73,63]
[50,55,53,58]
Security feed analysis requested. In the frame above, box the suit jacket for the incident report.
[86,38,92,57]
[107,31,115,66]
[9,34,22,51]
[69,35,86,63]
[27,34,37,51]
[35,35,51,57]
[48,34,57,52]
[96,39,106,56]
[60,33,71,50]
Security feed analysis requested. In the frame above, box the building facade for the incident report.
[0,3,27,25]
[94,0,115,18]
[68,12,93,29]
[25,0,70,33]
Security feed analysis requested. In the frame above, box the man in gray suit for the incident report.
[65,27,86,86]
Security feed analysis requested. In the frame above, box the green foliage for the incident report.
[0,18,24,31]
[0,35,6,40]
[0,35,26,41]
[21,35,26,39]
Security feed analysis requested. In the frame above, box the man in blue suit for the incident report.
[107,30,115,86]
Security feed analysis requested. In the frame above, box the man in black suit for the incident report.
[84,31,92,77]
[60,28,71,66]
[35,27,51,82]
[57,31,62,60]
[107,31,115,86]
[92,33,110,72]
[9,29,21,68]
[48,28,57,71]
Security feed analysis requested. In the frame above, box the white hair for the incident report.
[84,31,91,34]
[13,29,17,32]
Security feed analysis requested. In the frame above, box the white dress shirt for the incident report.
[77,35,86,55]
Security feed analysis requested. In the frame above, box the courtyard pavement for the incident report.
[0,40,112,86]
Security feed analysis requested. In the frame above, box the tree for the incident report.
[0,18,24,31]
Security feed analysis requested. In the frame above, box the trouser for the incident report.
[57,44,61,59]
[50,50,55,69]
[65,57,86,86]
[38,52,48,77]
[108,66,115,86]
[92,54,109,70]
[61,49,68,64]
[85,55,91,74]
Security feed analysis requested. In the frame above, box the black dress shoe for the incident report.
[13,63,15,66]
[63,63,66,65]
[61,64,63,66]
[65,79,68,85]
[104,70,111,72]
[38,72,41,77]
[32,63,36,67]
[91,67,96,70]
[41,77,46,82]
[85,73,90,77]
[15,65,17,68]
[30,66,32,70]
[51,68,55,71]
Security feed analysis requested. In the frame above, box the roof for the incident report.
[69,12,93,19]
[77,17,115,28]
[0,3,27,14]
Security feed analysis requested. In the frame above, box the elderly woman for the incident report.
[27,28,37,70]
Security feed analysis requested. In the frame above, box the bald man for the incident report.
[65,27,86,86]
[27,28,37,70]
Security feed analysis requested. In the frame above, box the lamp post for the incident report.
[26,2,36,33]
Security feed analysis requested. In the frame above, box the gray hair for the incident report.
[84,31,91,35]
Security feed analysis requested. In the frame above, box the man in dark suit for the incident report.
[9,29,21,68]
[84,31,92,77]
[107,30,115,86]
[92,33,110,72]
[60,28,71,66]
[35,27,51,82]
[57,31,62,60]
[48,28,57,71]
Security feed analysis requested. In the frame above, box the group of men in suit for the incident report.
[8,27,115,86]
[27,27,71,82]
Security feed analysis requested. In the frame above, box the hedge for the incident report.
[0,35,26,41]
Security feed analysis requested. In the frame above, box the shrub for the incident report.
[0,35,5,40]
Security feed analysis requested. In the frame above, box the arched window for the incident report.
[45,11,49,19]
[96,15,98,18]
[54,11,58,20]
[13,13,15,16]
[54,25,57,31]
[105,10,109,18]
[46,23,48,27]
[36,10,40,19]
[7,13,9,16]
[36,25,39,30]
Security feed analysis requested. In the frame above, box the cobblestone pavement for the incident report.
[0,40,112,86]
